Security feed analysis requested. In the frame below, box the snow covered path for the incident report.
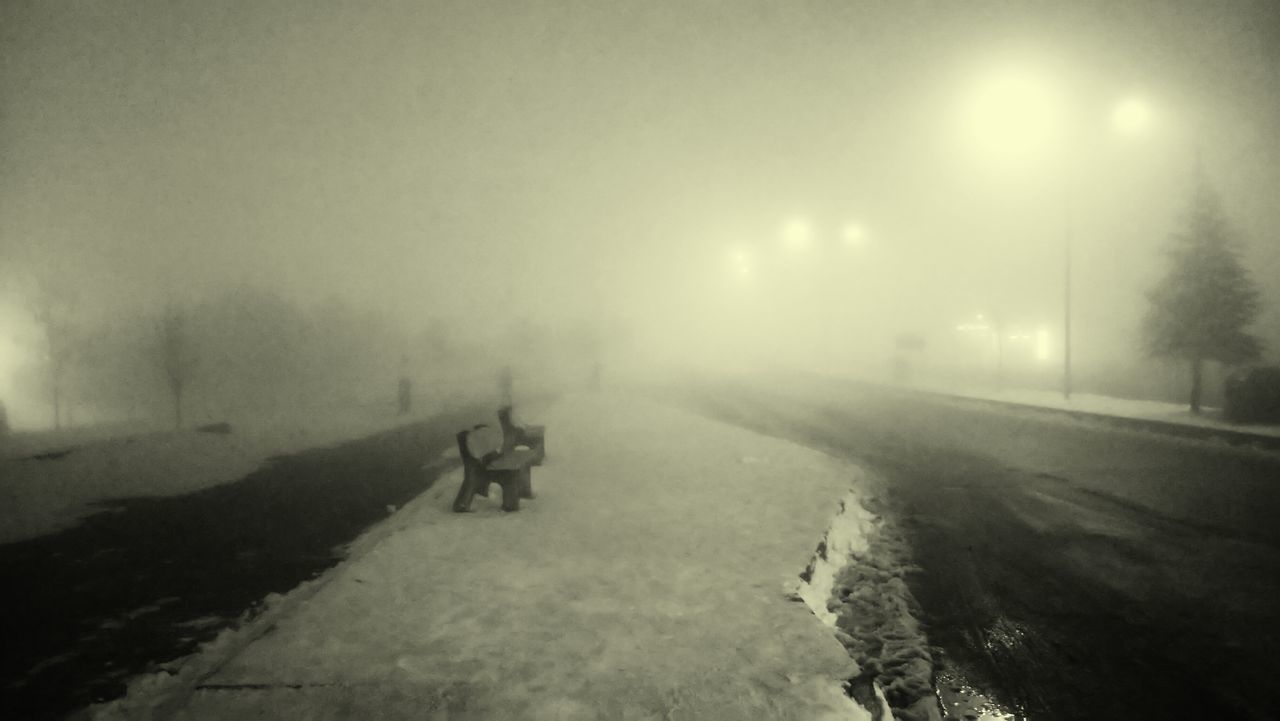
[94,393,880,721]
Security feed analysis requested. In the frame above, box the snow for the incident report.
[793,492,897,721]
[910,383,1280,439]
[795,493,877,627]
[86,392,891,721]
[0,398,440,543]
[789,488,936,721]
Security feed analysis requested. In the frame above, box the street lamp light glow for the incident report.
[958,64,1162,400]
[961,67,1065,165]
[782,218,812,249]
[1111,97,1151,135]
[1035,326,1051,361]
[842,223,866,246]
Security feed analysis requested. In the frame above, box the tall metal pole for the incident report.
[1063,192,1073,401]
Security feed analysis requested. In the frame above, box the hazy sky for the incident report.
[3,0,1279,364]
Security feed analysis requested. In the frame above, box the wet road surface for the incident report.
[0,406,485,721]
[679,375,1280,721]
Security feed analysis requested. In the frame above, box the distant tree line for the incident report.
[6,282,626,430]
[8,287,449,429]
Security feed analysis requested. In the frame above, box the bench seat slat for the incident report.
[486,449,540,471]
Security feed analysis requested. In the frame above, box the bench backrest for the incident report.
[457,424,503,468]
[497,406,517,452]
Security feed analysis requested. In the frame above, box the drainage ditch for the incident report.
[793,488,941,721]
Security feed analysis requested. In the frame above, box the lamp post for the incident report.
[1063,94,1152,401]
[1063,192,1073,400]
[961,66,1151,400]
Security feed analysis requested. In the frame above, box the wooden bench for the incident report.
[451,424,539,512]
[497,405,546,465]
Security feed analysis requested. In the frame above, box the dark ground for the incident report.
[677,375,1280,721]
[0,405,484,721]
[8,380,1279,721]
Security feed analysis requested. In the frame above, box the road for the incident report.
[0,406,486,721]
[678,374,1280,721]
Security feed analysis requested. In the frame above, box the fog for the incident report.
[3,0,1279,427]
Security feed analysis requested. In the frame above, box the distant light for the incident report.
[1111,97,1151,135]
[0,335,17,397]
[782,218,812,249]
[0,301,38,402]
[842,224,866,246]
[1035,327,1051,361]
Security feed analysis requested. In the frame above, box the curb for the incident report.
[902,386,1280,452]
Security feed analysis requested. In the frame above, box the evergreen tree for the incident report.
[1143,167,1262,412]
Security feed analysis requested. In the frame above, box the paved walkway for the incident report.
[94,393,872,721]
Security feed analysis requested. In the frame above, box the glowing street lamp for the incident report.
[963,66,1155,399]
[959,67,1066,168]
[841,223,867,246]
[729,249,752,279]
[1111,97,1152,135]
[1064,97,1156,400]
[782,217,812,249]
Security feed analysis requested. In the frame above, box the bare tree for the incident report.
[30,280,79,429]
[159,303,196,428]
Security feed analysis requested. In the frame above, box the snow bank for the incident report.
[793,489,938,721]
[793,492,897,721]
[911,383,1280,439]
[0,398,439,543]
[88,393,889,721]
[796,492,878,626]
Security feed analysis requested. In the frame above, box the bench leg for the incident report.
[474,478,490,498]
[500,477,521,512]
[519,466,535,499]
[452,472,478,513]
